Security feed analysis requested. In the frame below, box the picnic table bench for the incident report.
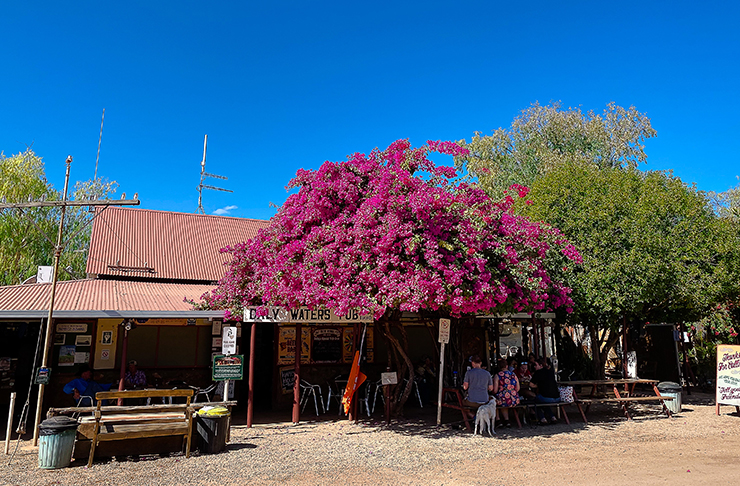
[560,379,675,420]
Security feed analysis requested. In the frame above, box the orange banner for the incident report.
[342,350,367,414]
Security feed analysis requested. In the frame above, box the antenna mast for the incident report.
[94,108,105,180]
[196,134,233,214]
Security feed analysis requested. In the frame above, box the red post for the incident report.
[117,326,128,405]
[292,322,301,424]
[247,322,256,427]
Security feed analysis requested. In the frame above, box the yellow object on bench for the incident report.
[87,389,195,467]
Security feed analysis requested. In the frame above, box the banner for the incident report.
[717,344,740,406]
[342,350,367,414]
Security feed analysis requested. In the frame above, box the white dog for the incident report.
[474,398,497,436]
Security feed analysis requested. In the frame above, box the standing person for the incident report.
[462,355,493,417]
[529,357,560,424]
[63,364,116,406]
[493,358,520,427]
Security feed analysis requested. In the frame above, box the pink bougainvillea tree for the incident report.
[198,139,581,411]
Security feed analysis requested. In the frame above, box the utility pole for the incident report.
[0,155,141,445]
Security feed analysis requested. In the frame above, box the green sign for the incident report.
[35,367,51,385]
[212,354,244,381]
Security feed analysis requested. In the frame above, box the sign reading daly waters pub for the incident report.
[244,306,373,323]
[716,344,740,414]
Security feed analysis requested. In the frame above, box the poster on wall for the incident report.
[280,366,296,394]
[276,326,310,365]
[58,346,75,366]
[342,326,374,364]
[312,327,342,363]
[717,344,740,406]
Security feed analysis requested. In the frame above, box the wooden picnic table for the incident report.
[559,378,674,420]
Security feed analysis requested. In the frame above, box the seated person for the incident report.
[63,364,116,406]
[462,355,493,418]
[124,360,148,389]
[530,357,560,425]
[493,358,520,427]
[515,361,536,400]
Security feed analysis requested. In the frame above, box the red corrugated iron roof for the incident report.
[0,279,220,318]
[86,207,270,282]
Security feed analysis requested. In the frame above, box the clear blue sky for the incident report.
[2,1,738,220]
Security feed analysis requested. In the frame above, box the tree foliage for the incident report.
[0,149,117,285]
[456,102,657,196]
[520,162,740,376]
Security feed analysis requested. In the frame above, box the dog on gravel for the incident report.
[474,398,497,436]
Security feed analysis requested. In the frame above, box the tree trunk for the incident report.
[379,315,414,416]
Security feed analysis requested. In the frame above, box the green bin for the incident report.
[38,416,78,469]
[657,381,682,414]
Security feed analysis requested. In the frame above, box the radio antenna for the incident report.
[94,108,105,180]
[196,134,233,214]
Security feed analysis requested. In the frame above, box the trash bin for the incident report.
[195,407,230,454]
[657,381,682,414]
[38,416,78,469]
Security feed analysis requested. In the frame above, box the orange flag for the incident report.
[342,350,367,414]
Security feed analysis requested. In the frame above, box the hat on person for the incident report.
[128,360,137,366]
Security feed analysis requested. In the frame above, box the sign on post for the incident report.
[438,318,450,344]
[212,355,244,381]
[222,326,237,355]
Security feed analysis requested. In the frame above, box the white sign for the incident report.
[244,306,373,323]
[381,372,398,385]
[56,323,88,333]
[717,344,740,407]
[222,327,237,356]
[438,318,451,344]
[100,349,110,361]
[37,266,54,283]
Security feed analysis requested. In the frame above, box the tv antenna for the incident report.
[196,134,232,214]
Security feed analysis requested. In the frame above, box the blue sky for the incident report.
[2,2,738,220]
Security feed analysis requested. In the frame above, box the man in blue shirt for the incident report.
[462,355,493,415]
[63,364,115,406]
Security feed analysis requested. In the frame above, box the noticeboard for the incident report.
[717,344,740,406]
[311,327,342,363]
[212,354,244,381]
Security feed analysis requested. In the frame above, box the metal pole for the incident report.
[247,322,256,427]
[436,342,446,425]
[32,156,72,446]
[5,392,16,454]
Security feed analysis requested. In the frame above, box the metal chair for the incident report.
[299,380,325,416]
[326,376,347,415]
[190,383,217,403]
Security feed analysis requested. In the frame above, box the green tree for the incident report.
[456,101,657,196]
[521,163,740,378]
[0,149,117,285]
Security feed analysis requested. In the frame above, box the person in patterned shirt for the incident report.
[124,360,148,389]
[493,358,520,427]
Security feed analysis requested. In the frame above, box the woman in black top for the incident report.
[529,357,560,424]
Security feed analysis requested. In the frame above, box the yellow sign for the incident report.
[276,326,310,365]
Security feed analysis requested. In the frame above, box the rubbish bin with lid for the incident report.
[195,407,231,454]
[657,381,682,414]
[38,416,78,469]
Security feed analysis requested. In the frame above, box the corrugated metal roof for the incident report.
[0,279,221,318]
[86,207,270,282]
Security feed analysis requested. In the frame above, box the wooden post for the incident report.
[436,342,446,425]
[247,322,256,427]
[5,392,16,454]
[292,322,301,424]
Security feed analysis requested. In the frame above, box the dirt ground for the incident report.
[2,390,740,485]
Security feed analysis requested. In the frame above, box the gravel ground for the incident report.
[3,391,740,486]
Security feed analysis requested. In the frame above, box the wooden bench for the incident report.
[441,388,584,431]
[84,389,195,466]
